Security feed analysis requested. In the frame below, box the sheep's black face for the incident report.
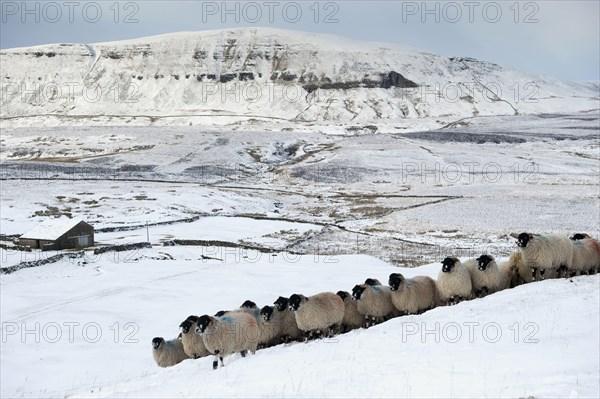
[517,233,531,248]
[336,291,349,300]
[352,285,365,300]
[241,300,257,309]
[288,294,303,311]
[477,255,494,271]
[388,273,403,291]
[187,315,199,323]
[152,337,163,349]
[571,233,588,241]
[441,257,456,273]
[179,320,192,334]
[214,310,226,317]
[260,306,274,321]
[274,296,289,311]
[196,315,212,333]
[364,278,380,286]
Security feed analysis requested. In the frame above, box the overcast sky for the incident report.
[1,1,598,81]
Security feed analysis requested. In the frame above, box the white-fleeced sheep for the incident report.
[498,252,524,289]
[259,306,286,346]
[179,315,210,359]
[271,297,303,343]
[288,292,344,340]
[570,234,600,275]
[225,300,279,349]
[352,282,399,327]
[517,233,573,281]
[151,336,189,368]
[388,273,437,314]
[466,255,503,297]
[195,312,259,369]
[336,291,366,332]
[437,257,473,305]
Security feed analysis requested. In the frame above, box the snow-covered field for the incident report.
[1,27,599,398]
[1,248,598,398]
[1,112,599,267]
[1,112,599,397]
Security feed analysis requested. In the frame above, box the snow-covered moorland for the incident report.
[1,27,599,398]
[1,248,598,398]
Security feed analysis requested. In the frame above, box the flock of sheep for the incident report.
[152,232,600,369]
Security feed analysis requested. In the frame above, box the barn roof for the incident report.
[20,218,88,240]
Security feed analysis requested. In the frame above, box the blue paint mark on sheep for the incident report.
[370,285,382,292]
[220,316,234,323]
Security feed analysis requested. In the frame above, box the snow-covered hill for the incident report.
[1,27,598,130]
[1,248,598,398]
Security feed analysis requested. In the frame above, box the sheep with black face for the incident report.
[336,290,366,332]
[232,300,280,349]
[467,255,503,297]
[261,298,303,343]
[388,273,437,315]
[195,313,259,369]
[517,232,573,281]
[151,336,189,368]
[437,257,472,305]
[288,292,344,341]
[179,315,210,359]
[352,282,398,327]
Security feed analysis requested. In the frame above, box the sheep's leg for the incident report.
[240,350,247,358]
[329,324,340,337]
[558,265,568,278]
[540,269,546,280]
[212,355,219,370]
[483,287,489,296]
[531,267,537,281]
[474,289,482,298]
[303,331,310,342]
[219,356,224,367]
[570,270,577,278]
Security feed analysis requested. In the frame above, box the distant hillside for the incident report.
[1,27,598,130]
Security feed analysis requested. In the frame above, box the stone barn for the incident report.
[19,218,94,250]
